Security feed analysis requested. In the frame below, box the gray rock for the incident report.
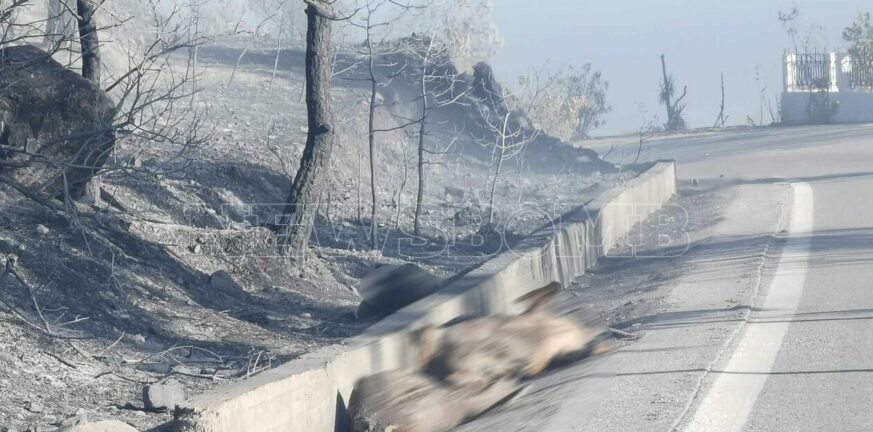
[25,400,43,413]
[34,225,50,236]
[128,334,146,345]
[209,270,239,292]
[142,379,186,411]
[0,45,116,199]
[356,264,441,320]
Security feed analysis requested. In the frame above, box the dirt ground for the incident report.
[0,40,632,432]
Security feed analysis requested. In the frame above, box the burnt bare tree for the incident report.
[525,63,610,141]
[778,5,801,52]
[474,65,549,226]
[277,0,336,258]
[405,32,465,236]
[659,54,687,131]
[714,72,727,128]
[633,128,652,165]
[346,0,424,248]
[269,0,289,91]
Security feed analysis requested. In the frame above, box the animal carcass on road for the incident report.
[347,370,520,432]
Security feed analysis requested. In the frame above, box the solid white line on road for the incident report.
[683,182,814,432]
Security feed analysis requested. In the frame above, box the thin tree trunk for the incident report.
[487,146,504,226]
[367,37,378,249]
[487,112,510,226]
[414,98,426,236]
[413,39,433,237]
[714,72,726,128]
[75,0,100,84]
[75,0,104,205]
[395,143,409,228]
[277,2,335,258]
[184,6,200,109]
[634,131,644,164]
[357,143,362,222]
[270,6,287,91]
[414,114,425,236]
[228,45,251,87]
[660,54,673,128]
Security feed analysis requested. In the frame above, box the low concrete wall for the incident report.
[782,91,873,125]
[172,161,678,432]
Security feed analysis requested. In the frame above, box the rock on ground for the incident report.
[142,379,186,411]
[0,45,116,199]
[209,270,239,292]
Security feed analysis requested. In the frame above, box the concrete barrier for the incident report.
[782,91,873,125]
[172,161,678,432]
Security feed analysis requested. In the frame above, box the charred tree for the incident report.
[413,40,430,237]
[277,1,336,258]
[366,34,378,247]
[714,72,727,128]
[75,0,100,84]
[407,33,463,236]
[659,54,687,131]
[472,63,545,227]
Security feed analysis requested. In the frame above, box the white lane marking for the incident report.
[684,182,814,432]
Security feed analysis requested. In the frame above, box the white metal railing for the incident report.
[784,51,873,93]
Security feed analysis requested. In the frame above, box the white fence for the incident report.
[784,51,873,93]
[782,51,873,125]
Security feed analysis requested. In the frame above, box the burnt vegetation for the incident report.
[0,1,621,429]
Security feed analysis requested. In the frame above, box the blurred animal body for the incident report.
[418,282,612,389]
[347,281,614,431]
[347,370,519,432]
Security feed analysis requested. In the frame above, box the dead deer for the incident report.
[347,370,521,432]
[417,281,614,390]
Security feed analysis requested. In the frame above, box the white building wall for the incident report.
[782,91,873,125]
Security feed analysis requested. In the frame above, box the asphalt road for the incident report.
[465,124,873,431]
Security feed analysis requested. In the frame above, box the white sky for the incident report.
[490,0,871,136]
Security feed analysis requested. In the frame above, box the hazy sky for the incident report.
[491,0,871,136]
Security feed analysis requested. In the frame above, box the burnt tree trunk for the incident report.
[277,2,335,257]
[714,72,726,128]
[413,81,427,237]
[75,0,105,205]
[366,37,378,249]
[660,54,687,131]
[486,142,503,226]
[660,54,673,128]
[412,38,433,237]
[75,0,100,84]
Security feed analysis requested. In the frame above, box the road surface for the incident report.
[463,124,873,431]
